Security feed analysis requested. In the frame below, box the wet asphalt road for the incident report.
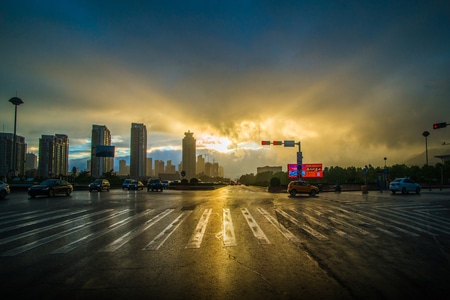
[1,186,450,299]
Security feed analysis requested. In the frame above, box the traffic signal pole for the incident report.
[261,140,302,179]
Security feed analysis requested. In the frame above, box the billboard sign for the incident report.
[287,164,298,178]
[95,145,115,157]
[301,163,323,178]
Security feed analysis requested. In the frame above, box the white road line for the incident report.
[292,208,351,239]
[0,210,69,226]
[99,209,174,252]
[222,208,237,247]
[241,208,270,245]
[51,209,154,254]
[276,209,328,242]
[376,207,450,235]
[258,208,300,245]
[186,209,212,249]
[0,209,115,246]
[144,210,192,251]
[0,209,89,233]
[1,209,130,256]
[331,207,418,237]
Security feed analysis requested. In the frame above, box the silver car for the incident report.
[389,178,421,194]
[0,180,10,200]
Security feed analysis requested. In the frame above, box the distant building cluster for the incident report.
[1,124,224,181]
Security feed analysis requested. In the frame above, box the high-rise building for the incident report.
[146,157,153,177]
[130,123,147,179]
[118,159,129,176]
[0,133,26,177]
[38,134,69,178]
[91,125,113,178]
[55,134,69,177]
[154,159,165,177]
[26,152,38,170]
[182,131,196,180]
[196,154,205,175]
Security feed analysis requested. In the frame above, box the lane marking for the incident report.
[51,209,154,254]
[144,210,193,251]
[186,208,212,249]
[276,209,328,242]
[222,208,236,247]
[100,209,173,252]
[0,209,89,233]
[241,208,270,245]
[292,208,352,239]
[1,209,130,256]
[0,209,115,246]
[258,208,300,245]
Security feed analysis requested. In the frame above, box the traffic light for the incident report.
[261,141,271,145]
[433,122,447,129]
[273,141,282,145]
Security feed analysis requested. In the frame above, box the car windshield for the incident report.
[40,179,55,185]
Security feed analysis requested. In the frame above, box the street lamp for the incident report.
[422,131,430,166]
[9,96,24,176]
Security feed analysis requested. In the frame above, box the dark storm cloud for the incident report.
[1,0,449,177]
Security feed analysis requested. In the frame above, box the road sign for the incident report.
[284,140,295,147]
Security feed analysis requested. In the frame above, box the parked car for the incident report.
[128,180,144,190]
[389,178,421,194]
[122,179,132,190]
[147,178,163,192]
[162,180,169,189]
[287,180,319,197]
[89,179,110,192]
[28,179,73,198]
[0,180,10,200]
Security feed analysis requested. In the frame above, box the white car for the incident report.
[389,178,421,194]
[0,180,11,199]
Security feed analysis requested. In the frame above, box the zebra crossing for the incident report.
[0,201,449,256]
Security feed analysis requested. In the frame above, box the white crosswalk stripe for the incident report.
[0,201,448,256]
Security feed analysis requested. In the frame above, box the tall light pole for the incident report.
[9,96,24,176]
[422,131,430,166]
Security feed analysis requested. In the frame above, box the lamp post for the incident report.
[9,97,24,176]
[422,131,430,166]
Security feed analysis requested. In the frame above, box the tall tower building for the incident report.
[182,130,196,180]
[26,152,38,170]
[55,134,69,177]
[196,154,205,175]
[38,134,69,178]
[130,123,147,179]
[0,133,26,177]
[91,125,113,178]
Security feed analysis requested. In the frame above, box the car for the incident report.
[28,179,73,198]
[0,180,11,200]
[122,179,132,190]
[162,180,169,189]
[389,178,421,194]
[128,180,144,190]
[147,178,163,192]
[287,180,319,197]
[89,179,110,192]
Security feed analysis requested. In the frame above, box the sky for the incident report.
[1,0,450,179]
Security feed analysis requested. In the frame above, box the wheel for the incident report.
[49,189,55,197]
[289,190,297,196]
[415,187,420,194]
[66,189,72,196]
[401,187,407,194]
[310,190,316,197]
[0,190,6,199]
[391,190,396,194]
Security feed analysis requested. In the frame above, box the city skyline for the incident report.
[1,1,450,179]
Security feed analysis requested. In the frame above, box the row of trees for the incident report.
[238,162,450,187]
